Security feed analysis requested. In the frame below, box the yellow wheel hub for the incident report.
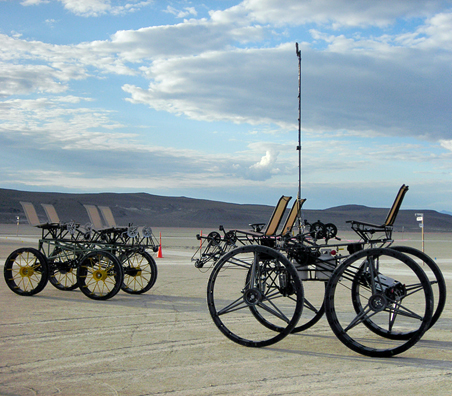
[92,269,108,282]
[19,266,34,278]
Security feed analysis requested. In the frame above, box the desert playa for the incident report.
[1,225,451,395]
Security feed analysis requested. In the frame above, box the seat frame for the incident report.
[235,195,292,240]
[347,184,409,242]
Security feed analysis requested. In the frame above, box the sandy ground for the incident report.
[0,225,451,395]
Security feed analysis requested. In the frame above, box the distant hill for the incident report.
[1,188,452,232]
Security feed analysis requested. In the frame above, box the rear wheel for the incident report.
[48,248,80,291]
[77,251,124,300]
[4,248,49,296]
[390,246,446,334]
[325,248,433,357]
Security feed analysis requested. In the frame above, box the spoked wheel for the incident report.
[325,248,433,357]
[48,248,80,291]
[291,281,326,333]
[120,250,158,294]
[387,246,446,336]
[4,248,49,296]
[207,245,304,347]
[251,265,326,333]
[77,251,124,300]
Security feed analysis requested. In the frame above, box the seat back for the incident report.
[281,198,306,236]
[98,206,117,228]
[41,203,60,224]
[384,184,409,227]
[20,201,41,226]
[83,204,104,229]
[263,196,291,236]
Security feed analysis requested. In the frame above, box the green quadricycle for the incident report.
[3,202,159,300]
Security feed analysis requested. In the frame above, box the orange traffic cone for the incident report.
[157,232,163,258]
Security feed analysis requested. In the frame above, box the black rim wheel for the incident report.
[77,251,124,300]
[325,247,433,357]
[4,248,49,296]
[291,281,326,333]
[121,251,158,294]
[48,248,80,291]
[386,246,446,336]
[207,245,304,347]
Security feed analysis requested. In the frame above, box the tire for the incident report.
[120,251,158,294]
[291,282,326,333]
[325,247,433,357]
[207,245,304,347]
[77,251,124,300]
[390,246,446,334]
[48,247,80,291]
[249,269,326,334]
[4,248,49,296]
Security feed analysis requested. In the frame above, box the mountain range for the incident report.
[1,188,451,232]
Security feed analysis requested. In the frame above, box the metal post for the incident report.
[415,213,424,252]
[296,42,302,231]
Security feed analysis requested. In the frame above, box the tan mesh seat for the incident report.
[41,203,60,224]
[347,184,409,241]
[236,195,292,238]
[20,202,42,227]
[83,204,105,229]
[280,198,306,236]
[98,206,118,228]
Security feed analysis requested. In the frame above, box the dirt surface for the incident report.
[1,227,451,395]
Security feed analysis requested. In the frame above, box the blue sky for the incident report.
[1,0,452,212]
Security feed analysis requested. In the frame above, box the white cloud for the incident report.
[0,63,70,97]
[241,0,450,28]
[58,0,154,17]
[165,5,197,19]
[122,44,296,128]
[21,0,49,5]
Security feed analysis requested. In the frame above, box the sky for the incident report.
[1,0,452,212]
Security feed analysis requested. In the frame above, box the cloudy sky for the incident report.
[1,0,452,212]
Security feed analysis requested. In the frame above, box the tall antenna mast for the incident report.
[296,42,302,230]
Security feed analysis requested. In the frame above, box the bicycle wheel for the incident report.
[207,245,304,347]
[77,251,124,300]
[4,248,49,296]
[291,281,326,333]
[390,246,446,334]
[48,247,80,291]
[249,268,325,334]
[121,250,158,294]
[325,247,433,357]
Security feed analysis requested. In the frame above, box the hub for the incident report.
[19,266,34,278]
[369,294,388,312]
[243,288,263,306]
[92,269,108,282]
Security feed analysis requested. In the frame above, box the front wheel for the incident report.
[207,245,304,348]
[120,251,158,294]
[325,248,433,357]
[77,251,124,300]
[4,248,49,296]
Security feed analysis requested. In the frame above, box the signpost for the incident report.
[415,213,424,252]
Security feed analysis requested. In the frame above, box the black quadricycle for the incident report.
[193,185,446,357]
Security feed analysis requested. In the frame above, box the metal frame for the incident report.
[193,185,446,357]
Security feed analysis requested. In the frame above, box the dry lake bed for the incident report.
[1,225,451,395]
